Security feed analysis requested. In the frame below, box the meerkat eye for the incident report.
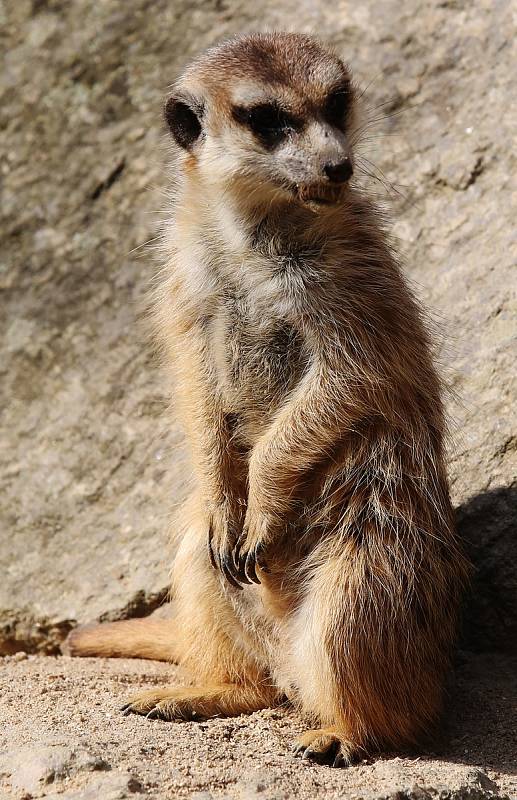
[325,87,351,128]
[164,96,203,151]
[248,104,290,133]
[233,103,297,147]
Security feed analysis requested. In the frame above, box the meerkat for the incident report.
[66,32,470,767]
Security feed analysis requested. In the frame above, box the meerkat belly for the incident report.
[209,290,306,440]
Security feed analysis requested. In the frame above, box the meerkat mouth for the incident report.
[296,184,344,207]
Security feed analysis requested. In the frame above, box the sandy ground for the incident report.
[0,652,515,799]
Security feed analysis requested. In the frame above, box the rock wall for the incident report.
[1,0,515,654]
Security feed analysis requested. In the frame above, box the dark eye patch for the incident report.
[232,102,300,148]
[324,84,352,128]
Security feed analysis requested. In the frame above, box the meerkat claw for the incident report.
[207,520,243,589]
[232,540,253,586]
[220,554,243,590]
[244,548,261,584]
[146,707,164,720]
[207,524,218,570]
[332,751,350,768]
[231,539,268,586]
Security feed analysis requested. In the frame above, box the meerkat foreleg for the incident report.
[229,359,351,584]
[173,328,246,588]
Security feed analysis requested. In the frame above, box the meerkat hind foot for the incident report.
[121,683,272,721]
[293,728,358,768]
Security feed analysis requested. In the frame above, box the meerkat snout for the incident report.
[324,158,353,183]
[300,119,353,191]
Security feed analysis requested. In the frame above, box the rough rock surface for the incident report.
[0,0,516,797]
[1,0,516,654]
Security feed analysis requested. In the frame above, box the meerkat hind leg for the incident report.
[121,682,275,721]
[293,728,358,768]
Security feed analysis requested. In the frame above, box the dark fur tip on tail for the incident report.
[61,623,101,657]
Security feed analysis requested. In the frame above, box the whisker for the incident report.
[356,71,385,100]
[128,235,162,256]
[354,157,419,209]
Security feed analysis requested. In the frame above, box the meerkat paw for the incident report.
[121,683,273,721]
[120,687,200,720]
[232,507,273,585]
[293,728,359,768]
[121,686,229,721]
[207,501,244,590]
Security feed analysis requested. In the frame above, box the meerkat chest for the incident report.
[208,284,307,417]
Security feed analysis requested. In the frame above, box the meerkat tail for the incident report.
[62,617,180,662]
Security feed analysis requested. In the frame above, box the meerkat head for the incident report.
[164,33,358,212]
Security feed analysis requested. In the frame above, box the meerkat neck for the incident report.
[207,187,345,261]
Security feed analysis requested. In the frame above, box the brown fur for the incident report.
[66,33,470,766]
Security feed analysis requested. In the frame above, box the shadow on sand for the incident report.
[423,484,517,779]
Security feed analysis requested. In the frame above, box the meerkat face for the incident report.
[164,34,358,211]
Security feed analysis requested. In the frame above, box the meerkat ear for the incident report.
[164,95,203,150]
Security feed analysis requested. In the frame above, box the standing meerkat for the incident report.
[67,32,470,767]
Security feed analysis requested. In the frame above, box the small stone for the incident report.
[43,772,143,800]
[1,745,109,796]
[11,651,28,662]
[467,770,500,794]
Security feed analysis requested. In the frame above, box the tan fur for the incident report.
[67,33,470,766]
[64,618,180,661]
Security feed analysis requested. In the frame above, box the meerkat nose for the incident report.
[324,158,353,184]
